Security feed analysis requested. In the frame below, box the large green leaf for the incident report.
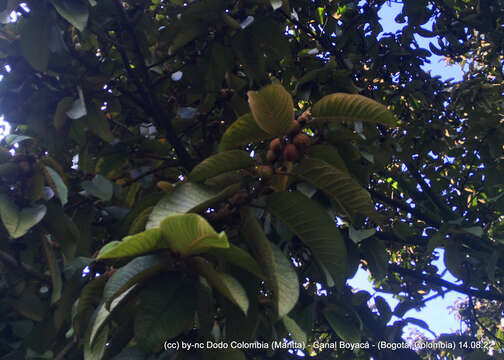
[98,214,228,259]
[306,144,348,172]
[86,104,115,143]
[247,83,295,135]
[191,256,249,315]
[267,191,347,284]
[103,255,166,308]
[53,97,74,129]
[159,214,229,256]
[220,113,271,151]
[293,158,379,222]
[240,208,299,318]
[51,0,89,31]
[84,323,109,360]
[282,315,307,345]
[0,195,47,239]
[134,275,196,351]
[208,244,264,279]
[146,182,237,229]
[82,174,114,201]
[189,150,254,182]
[44,166,68,206]
[323,310,361,343]
[20,12,49,72]
[97,228,162,259]
[312,93,396,126]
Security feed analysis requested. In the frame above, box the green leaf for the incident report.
[86,104,115,143]
[53,97,74,129]
[247,83,295,135]
[84,323,109,360]
[97,228,162,259]
[349,226,376,244]
[220,113,271,151]
[374,296,392,323]
[97,241,121,258]
[134,275,196,351]
[306,144,348,172]
[190,150,254,182]
[312,93,396,127]
[208,244,264,279]
[282,315,307,345]
[267,191,347,284]
[159,214,229,256]
[51,0,89,31]
[82,174,114,201]
[44,166,68,206]
[20,12,49,72]
[0,195,47,238]
[323,310,361,343]
[293,158,379,222]
[4,134,33,147]
[146,182,237,229]
[103,255,165,309]
[191,256,249,315]
[240,208,299,318]
[98,214,228,259]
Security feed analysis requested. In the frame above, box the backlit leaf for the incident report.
[190,150,254,182]
[220,113,271,151]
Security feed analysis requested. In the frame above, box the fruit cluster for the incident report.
[265,123,311,164]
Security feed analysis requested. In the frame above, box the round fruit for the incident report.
[293,133,310,152]
[266,149,277,163]
[283,144,299,162]
[269,137,283,153]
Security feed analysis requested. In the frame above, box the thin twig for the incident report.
[389,264,504,301]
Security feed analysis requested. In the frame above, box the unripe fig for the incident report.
[266,149,277,163]
[282,144,299,162]
[255,165,273,178]
[293,133,310,152]
[269,137,282,153]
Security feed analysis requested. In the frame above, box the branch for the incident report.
[389,264,504,301]
[0,249,50,282]
[123,160,180,186]
[113,0,194,168]
[369,189,442,228]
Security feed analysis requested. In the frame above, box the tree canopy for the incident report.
[0,0,504,359]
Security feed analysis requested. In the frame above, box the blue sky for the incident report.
[347,1,467,340]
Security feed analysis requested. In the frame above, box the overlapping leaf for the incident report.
[267,191,347,283]
[240,208,298,318]
[293,158,379,222]
[312,93,396,126]
[190,150,254,182]
[98,214,228,259]
[191,256,249,315]
[220,113,271,151]
[247,83,295,135]
[0,195,47,238]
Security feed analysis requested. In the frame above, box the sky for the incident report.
[347,1,467,341]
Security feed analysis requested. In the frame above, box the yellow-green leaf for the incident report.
[220,113,271,151]
[247,83,295,135]
[190,150,255,182]
[267,191,347,284]
[312,93,396,126]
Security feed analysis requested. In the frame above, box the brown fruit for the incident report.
[293,133,311,152]
[282,144,299,162]
[266,149,277,163]
[269,137,282,152]
[296,110,311,125]
[231,191,248,205]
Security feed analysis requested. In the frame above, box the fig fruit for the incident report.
[293,133,310,152]
[269,137,283,153]
[283,144,299,162]
[255,165,273,177]
[266,149,277,163]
